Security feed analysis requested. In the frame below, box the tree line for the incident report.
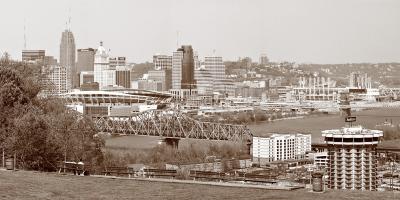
[0,57,104,171]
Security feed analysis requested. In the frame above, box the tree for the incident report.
[0,60,105,171]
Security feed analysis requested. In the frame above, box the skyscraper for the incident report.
[93,42,115,89]
[44,56,57,66]
[109,57,126,69]
[194,66,213,95]
[75,48,95,88]
[172,45,196,89]
[22,50,45,64]
[148,69,172,91]
[153,55,172,70]
[41,65,70,96]
[59,30,76,87]
[204,56,226,94]
[116,66,131,89]
[259,53,269,65]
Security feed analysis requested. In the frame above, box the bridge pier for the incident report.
[246,140,252,155]
[158,137,180,149]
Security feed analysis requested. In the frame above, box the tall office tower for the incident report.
[75,48,95,88]
[193,51,200,69]
[204,56,226,94]
[59,30,76,87]
[322,126,383,191]
[259,53,269,65]
[94,42,115,89]
[148,69,172,91]
[172,45,196,89]
[41,65,70,96]
[194,66,213,95]
[242,57,252,67]
[109,57,126,69]
[116,66,131,89]
[153,55,172,70]
[44,56,57,66]
[22,50,45,64]
[252,134,311,166]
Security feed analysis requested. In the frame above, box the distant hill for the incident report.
[130,62,154,79]
[298,63,400,87]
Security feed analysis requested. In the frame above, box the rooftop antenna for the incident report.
[176,31,180,48]
[68,6,71,31]
[23,18,26,49]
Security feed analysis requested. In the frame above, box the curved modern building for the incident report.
[322,126,383,191]
[60,89,172,117]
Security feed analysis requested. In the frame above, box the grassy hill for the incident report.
[0,170,398,200]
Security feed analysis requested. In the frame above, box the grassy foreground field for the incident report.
[0,170,398,200]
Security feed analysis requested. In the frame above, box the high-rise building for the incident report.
[79,71,94,86]
[75,48,96,88]
[41,65,70,96]
[148,69,172,91]
[116,67,131,89]
[94,42,115,89]
[153,55,172,70]
[22,50,45,64]
[77,48,95,71]
[172,45,196,90]
[194,66,213,95]
[76,48,95,88]
[44,56,57,66]
[59,30,76,87]
[259,53,269,65]
[252,134,311,166]
[204,56,227,94]
[322,126,383,191]
[109,57,126,69]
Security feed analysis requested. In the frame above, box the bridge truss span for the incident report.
[94,110,253,142]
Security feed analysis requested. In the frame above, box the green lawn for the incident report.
[0,170,398,200]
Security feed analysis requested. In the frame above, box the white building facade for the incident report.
[252,134,311,166]
[153,54,172,70]
[94,42,115,89]
[41,65,70,96]
[172,51,183,89]
[204,56,227,94]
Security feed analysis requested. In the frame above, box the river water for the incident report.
[248,107,400,143]
[106,108,400,149]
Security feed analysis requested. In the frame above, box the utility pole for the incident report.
[2,148,4,168]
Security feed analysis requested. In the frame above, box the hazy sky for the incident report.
[1,0,399,63]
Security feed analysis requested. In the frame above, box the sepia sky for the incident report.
[0,0,399,63]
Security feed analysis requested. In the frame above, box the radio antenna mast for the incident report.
[23,18,27,49]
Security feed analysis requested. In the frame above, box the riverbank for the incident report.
[248,107,400,145]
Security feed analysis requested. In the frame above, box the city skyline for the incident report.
[1,0,400,64]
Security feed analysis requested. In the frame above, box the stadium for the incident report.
[59,89,172,117]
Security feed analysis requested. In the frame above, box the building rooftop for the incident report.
[322,126,383,136]
[322,126,383,145]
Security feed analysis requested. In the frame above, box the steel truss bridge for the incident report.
[94,110,253,142]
